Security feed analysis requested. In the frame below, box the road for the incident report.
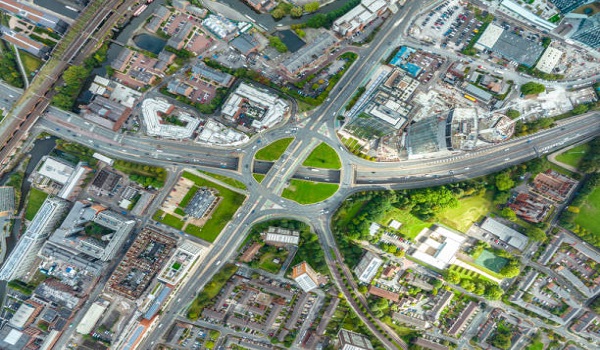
[0,0,598,348]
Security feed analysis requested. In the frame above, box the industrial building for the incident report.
[291,262,319,292]
[535,46,564,74]
[332,0,390,37]
[221,83,288,129]
[230,33,260,55]
[0,0,68,33]
[354,251,383,284]
[141,98,200,139]
[263,226,300,246]
[0,186,14,217]
[337,329,374,350]
[80,95,133,132]
[0,197,69,281]
[76,300,109,335]
[280,31,338,74]
[203,14,238,41]
[480,217,529,251]
[411,225,466,270]
[88,75,142,108]
[474,23,545,67]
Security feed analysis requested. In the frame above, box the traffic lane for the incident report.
[292,167,341,183]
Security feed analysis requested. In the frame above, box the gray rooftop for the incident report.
[191,62,234,86]
[492,31,545,67]
[281,32,337,73]
[230,33,259,54]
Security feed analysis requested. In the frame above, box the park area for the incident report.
[255,138,293,161]
[379,207,431,240]
[438,192,493,232]
[281,179,338,204]
[303,142,341,169]
[574,186,600,236]
[555,144,590,168]
[474,250,508,274]
[25,188,49,221]
[153,172,246,242]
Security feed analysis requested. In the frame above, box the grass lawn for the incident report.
[555,144,590,168]
[448,264,495,284]
[200,171,247,190]
[253,174,265,183]
[153,210,185,230]
[281,179,338,204]
[438,192,493,232]
[547,161,577,178]
[182,172,246,242]
[302,142,341,169]
[526,341,544,350]
[18,50,43,77]
[25,188,49,221]
[255,138,293,161]
[258,250,288,274]
[473,250,508,274]
[379,207,431,240]
[336,199,368,228]
[575,185,600,236]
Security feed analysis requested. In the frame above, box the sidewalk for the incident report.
[547,143,582,173]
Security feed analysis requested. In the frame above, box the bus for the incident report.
[464,94,477,102]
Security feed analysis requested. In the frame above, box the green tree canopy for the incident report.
[304,1,320,12]
[495,172,515,191]
[520,82,546,95]
[501,207,517,221]
[290,6,303,17]
[272,8,286,19]
[268,36,288,53]
[526,227,547,242]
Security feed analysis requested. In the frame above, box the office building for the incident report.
[0,197,69,280]
[0,0,68,33]
[354,251,383,283]
[291,262,319,292]
[338,329,374,350]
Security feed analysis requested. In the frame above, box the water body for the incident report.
[218,0,348,30]
[0,136,57,307]
[33,0,82,19]
[277,30,305,53]
[133,34,167,55]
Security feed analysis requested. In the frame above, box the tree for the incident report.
[520,82,546,95]
[572,103,590,115]
[505,109,520,119]
[484,284,504,300]
[272,8,286,19]
[304,1,320,12]
[495,172,515,191]
[501,207,517,221]
[446,271,461,284]
[526,227,547,242]
[294,28,306,38]
[268,36,288,53]
[500,265,520,278]
[290,6,303,18]
[358,285,368,294]
[493,191,511,205]
[567,206,580,213]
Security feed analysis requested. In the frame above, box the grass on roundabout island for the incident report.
[254,137,294,161]
[282,179,339,204]
[303,142,342,169]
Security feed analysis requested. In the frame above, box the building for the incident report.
[145,6,170,33]
[80,95,133,131]
[532,169,577,202]
[203,14,238,41]
[0,0,68,33]
[428,290,453,320]
[291,262,319,292]
[8,304,37,330]
[184,188,219,219]
[0,197,69,281]
[411,225,466,270]
[0,186,14,217]
[474,23,544,67]
[413,339,450,350]
[392,312,430,329]
[263,226,300,246]
[535,47,564,74]
[337,329,374,350]
[479,217,529,251]
[570,13,600,49]
[509,192,550,223]
[447,301,478,337]
[88,75,142,108]
[90,168,121,194]
[76,301,108,334]
[332,0,389,37]
[0,26,48,57]
[550,0,592,14]
[354,251,383,283]
[230,33,260,55]
[167,21,194,50]
[280,31,337,74]
[368,285,400,302]
[157,240,204,285]
[37,157,75,185]
[221,83,288,129]
[141,98,200,139]
[191,62,234,87]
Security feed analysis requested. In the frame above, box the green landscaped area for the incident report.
[575,186,600,236]
[257,247,289,274]
[18,50,43,77]
[281,179,339,204]
[526,341,544,350]
[254,138,293,161]
[438,192,493,232]
[153,210,185,230]
[448,265,494,284]
[24,188,49,221]
[379,207,431,240]
[181,172,246,242]
[555,144,590,168]
[252,174,265,183]
[199,171,247,190]
[302,142,341,169]
[474,250,508,274]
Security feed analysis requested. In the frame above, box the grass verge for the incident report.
[252,174,265,183]
[303,142,341,169]
[555,144,589,168]
[255,138,293,161]
[199,171,247,190]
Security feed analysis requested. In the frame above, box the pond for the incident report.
[133,33,167,55]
